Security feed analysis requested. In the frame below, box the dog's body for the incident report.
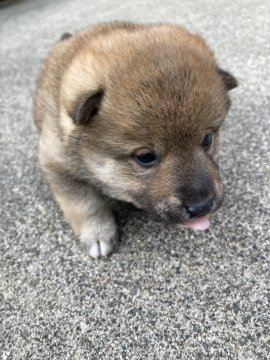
[34,22,237,258]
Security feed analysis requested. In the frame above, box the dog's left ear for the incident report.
[217,68,238,91]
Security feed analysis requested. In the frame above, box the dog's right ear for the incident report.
[61,51,107,127]
[72,90,104,125]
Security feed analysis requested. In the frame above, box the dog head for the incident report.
[61,24,237,224]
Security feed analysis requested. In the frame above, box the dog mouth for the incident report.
[133,189,223,230]
[147,195,223,230]
[150,210,211,231]
[184,216,211,230]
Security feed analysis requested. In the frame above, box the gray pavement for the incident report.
[0,0,269,359]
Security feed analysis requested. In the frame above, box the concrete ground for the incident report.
[0,0,269,359]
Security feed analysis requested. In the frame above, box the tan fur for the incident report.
[33,22,237,258]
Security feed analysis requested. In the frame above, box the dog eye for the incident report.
[201,133,213,151]
[134,152,157,168]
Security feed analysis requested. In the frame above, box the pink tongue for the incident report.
[185,216,210,231]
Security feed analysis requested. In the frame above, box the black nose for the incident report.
[186,197,214,218]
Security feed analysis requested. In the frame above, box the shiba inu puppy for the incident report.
[34,22,237,258]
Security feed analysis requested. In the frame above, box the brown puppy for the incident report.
[33,22,237,258]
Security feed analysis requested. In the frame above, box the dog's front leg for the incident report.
[47,173,118,258]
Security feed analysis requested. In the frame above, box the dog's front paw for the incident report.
[80,216,118,258]
[87,238,116,258]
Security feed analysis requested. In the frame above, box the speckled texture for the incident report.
[0,0,269,359]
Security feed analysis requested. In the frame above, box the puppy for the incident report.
[33,22,237,258]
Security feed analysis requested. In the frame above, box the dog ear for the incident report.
[60,32,72,41]
[72,90,104,125]
[218,68,238,91]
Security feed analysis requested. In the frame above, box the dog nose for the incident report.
[186,197,214,218]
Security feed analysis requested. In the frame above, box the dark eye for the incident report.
[201,133,213,151]
[134,152,157,168]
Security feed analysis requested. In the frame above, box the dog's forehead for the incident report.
[104,68,227,142]
[99,40,228,151]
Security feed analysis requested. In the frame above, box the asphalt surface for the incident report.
[0,0,269,359]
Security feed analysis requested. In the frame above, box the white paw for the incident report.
[88,239,116,258]
[80,215,118,258]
